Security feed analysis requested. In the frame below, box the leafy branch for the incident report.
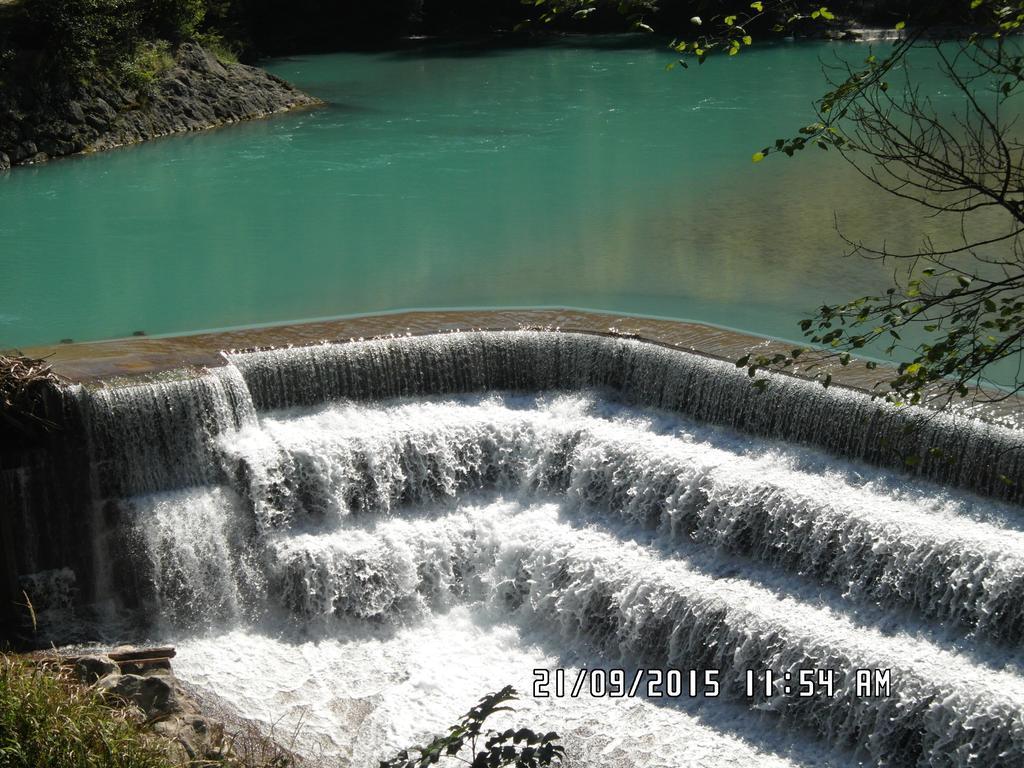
[380,686,565,768]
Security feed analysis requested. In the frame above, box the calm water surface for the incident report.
[0,39,994,350]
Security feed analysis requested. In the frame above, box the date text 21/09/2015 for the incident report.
[532,667,893,699]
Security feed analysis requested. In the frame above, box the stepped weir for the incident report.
[3,311,1024,766]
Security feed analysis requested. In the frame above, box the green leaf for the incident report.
[750,1,763,11]
[895,20,906,30]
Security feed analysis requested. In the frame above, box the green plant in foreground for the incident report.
[380,686,565,768]
[0,654,172,768]
[122,39,176,90]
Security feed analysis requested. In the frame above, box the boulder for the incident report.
[153,715,231,761]
[176,43,228,78]
[66,101,86,123]
[10,141,35,163]
[91,98,117,122]
[162,78,189,97]
[100,673,184,718]
[119,658,172,675]
[72,655,119,684]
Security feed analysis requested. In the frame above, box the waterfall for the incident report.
[6,330,1024,766]
[81,364,257,498]
[488,506,1024,766]
[230,332,1024,502]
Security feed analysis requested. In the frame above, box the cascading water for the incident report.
[9,330,1024,767]
[231,332,1024,501]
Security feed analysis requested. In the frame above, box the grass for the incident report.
[0,653,303,768]
[196,33,240,65]
[0,654,173,768]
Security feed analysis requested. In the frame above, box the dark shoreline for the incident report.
[0,42,319,172]
[1,23,1001,173]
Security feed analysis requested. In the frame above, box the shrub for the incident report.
[25,0,143,72]
[22,0,208,78]
[121,38,175,89]
[138,0,207,42]
[380,686,564,768]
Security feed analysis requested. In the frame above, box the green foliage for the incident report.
[19,0,208,79]
[139,0,207,42]
[380,686,565,768]
[196,31,239,63]
[121,38,175,89]
[25,0,145,74]
[0,654,173,768]
[737,1,1024,407]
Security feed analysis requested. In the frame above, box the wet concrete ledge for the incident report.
[20,308,1022,425]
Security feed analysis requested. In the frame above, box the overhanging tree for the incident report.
[531,0,1024,410]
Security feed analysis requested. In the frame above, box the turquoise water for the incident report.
[0,39,998,350]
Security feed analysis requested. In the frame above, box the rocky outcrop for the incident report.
[66,652,233,763]
[64,650,298,766]
[0,43,319,169]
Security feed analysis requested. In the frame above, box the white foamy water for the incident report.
[20,334,1024,766]
[212,393,1024,641]
[163,493,1024,766]
[174,606,857,768]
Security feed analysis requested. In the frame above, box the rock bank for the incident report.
[0,43,319,170]
[52,646,299,766]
